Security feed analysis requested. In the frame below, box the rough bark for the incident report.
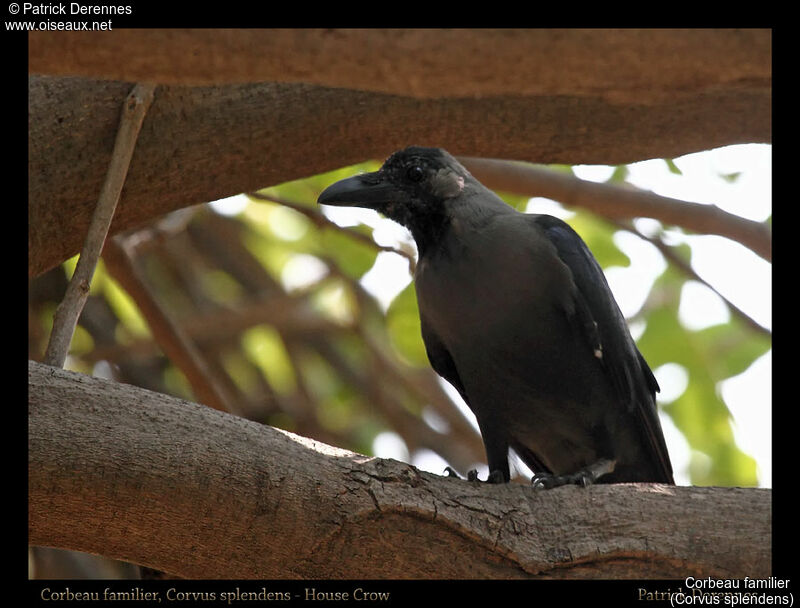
[29,360,772,579]
[28,29,770,100]
[28,29,771,278]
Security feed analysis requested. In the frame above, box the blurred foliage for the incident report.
[29,158,771,490]
[637,250,770,486]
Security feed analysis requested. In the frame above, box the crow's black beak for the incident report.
[317,173,402,210]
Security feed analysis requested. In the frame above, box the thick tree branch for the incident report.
[28,29,770,102]
[29,361,771,579]
[28,73,769,278]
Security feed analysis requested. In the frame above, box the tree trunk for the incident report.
[28,361,771,579]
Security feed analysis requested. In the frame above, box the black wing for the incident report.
[419,314,469,403]
[532,214,674,483]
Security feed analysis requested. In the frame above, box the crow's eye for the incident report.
[406,165,425,183]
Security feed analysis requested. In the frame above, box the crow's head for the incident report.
[318,147,470,248]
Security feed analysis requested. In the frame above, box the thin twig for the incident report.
[44,83,156,368]
[612,219,771,338]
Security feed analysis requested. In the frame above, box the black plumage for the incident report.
[318,146,673,487]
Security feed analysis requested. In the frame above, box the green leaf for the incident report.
[385,283,428,367]
[219,349,263,399]
[719,171,742,183]
[495,190,531,212]
[321,224,379,279]
[200,269,245,305]
[636,259,766,486]
[694,322,771,380]
[241,325,296,395]
[163,366,194,401]
[259,161,383,203]
[102,272,152,342]
[568,212,631,269]
[607,164,630,183]
[663,158,683,175]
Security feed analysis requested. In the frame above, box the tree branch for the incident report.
[101,235,237,413]
[43,83,155,366]
[28,74,769,278]
[610,220,771,338]
[29,360,771,579]
[460,158,771,262]
[28,29,770,101]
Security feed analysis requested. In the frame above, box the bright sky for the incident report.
[212,143,772,488]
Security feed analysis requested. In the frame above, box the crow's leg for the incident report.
[445,423,509,484]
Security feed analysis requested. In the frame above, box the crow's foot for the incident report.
[531,458,617,490]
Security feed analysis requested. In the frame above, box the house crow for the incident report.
[318,146,674,487]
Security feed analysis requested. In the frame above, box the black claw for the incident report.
[466,469,480,482]
[531,473,553,490]
[444,466,462,479]
[531,465,605,490]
